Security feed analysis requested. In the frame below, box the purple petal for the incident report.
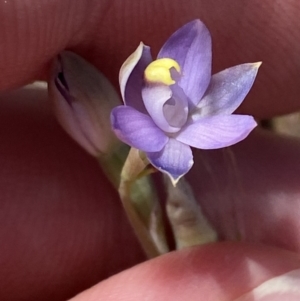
[119,43,152,113]
[176,115,257,149]
[166,84,190,127]
[158,20,212,107]
[197,63,261,116]
[142,84,189,133]
[111,106,168,152]
[147,138,194,185]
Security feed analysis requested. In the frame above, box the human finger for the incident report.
[71,242,300,301]
[1,0,300,117]
[189,129,300,253]
[0,85,145,301]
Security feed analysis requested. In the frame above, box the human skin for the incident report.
[1,0,300,300]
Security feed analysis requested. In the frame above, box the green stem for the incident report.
[97,144,129,189]
[99,146,168,258]
[118,179,161,258]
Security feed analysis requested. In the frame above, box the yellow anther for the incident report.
[144,58,180,85]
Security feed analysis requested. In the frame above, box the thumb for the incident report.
[70,242,300,301]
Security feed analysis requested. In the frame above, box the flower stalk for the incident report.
[119,148,169,257]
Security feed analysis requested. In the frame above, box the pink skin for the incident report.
[1,1,300,300]
[71,243,300,301]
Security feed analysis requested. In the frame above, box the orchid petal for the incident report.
[158,20,212,107]
[166,84,190,127]
[142,84,188,133]
[119,42,152,113]
[197,63,261,117]
[147,138,193,185]
[176,115,257,149]
[111,106,168,152]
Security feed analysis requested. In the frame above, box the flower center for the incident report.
[144,58,180,86]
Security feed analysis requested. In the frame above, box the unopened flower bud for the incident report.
[49,51,121,157]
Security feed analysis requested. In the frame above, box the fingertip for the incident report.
[70,242,300,301]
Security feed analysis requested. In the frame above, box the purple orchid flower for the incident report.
[111,20,260,185]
